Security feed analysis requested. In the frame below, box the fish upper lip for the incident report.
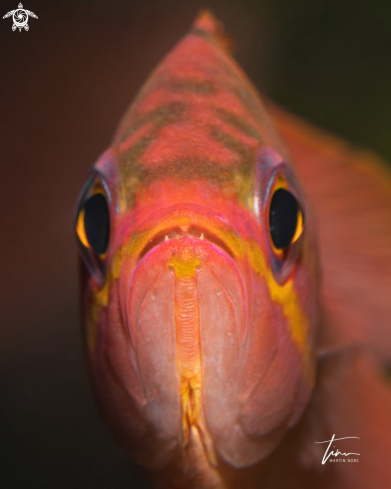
[130,203,244,264]
[138,224,236,262]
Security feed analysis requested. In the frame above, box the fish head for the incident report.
[74,11,320,479]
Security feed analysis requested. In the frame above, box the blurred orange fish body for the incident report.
[74,11,391,489]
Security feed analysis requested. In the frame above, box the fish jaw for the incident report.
[122,234,245,466]
[82,203,316,473]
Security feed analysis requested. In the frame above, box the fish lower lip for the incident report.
[138,225,236,262]
[122,235,246,469]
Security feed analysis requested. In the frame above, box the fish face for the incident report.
[74,11,320,481]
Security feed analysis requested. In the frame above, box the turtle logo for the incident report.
[3,3,38,32]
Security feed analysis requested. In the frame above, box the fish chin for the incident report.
[119,234,247,468]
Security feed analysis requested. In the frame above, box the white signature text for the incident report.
[315,434,360,464]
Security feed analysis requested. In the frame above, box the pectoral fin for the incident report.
[263,347,391,489]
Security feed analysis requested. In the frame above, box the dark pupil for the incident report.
[269,188,298,249]
[83,193,110,255]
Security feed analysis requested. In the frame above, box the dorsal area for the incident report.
[112,10,285,210]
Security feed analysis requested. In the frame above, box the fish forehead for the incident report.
[112,20,287,210]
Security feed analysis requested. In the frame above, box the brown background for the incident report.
[1,0,391,487]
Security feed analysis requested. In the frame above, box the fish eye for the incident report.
[74,173,112,287]
[77,193,110,256]
[269,188,303,250]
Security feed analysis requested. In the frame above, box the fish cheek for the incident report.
[86,270,180,470]
[238,278,308,461]
[196,259,244,460]
[127,255,182,440]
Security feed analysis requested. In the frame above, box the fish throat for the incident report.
[170,252,203,446]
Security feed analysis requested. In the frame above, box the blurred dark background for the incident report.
[1,0,391,487]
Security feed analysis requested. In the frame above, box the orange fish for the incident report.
[74,11,391,489]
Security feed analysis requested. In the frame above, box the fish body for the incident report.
[74,11,391,489]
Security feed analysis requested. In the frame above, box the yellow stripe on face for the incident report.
[245,240,311,378]
[86,279,110,356]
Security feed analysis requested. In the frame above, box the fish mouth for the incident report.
[128,203,245,268]
[138,224,236,263]
[119,208,249,469]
